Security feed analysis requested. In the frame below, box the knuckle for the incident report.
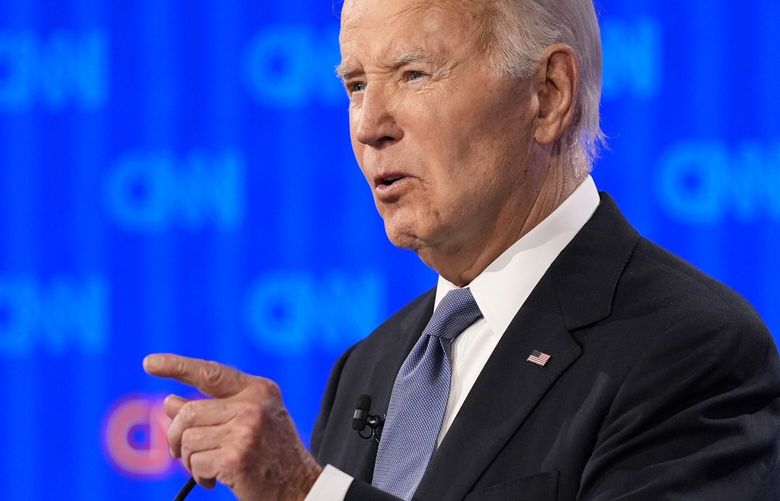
[237,420,259,444]
[180,427,196,448]
[221,447,243,473]
[247,377,282,404]
[166,428,179,453]
[200,361,224,386]
[178,402,197,424]
[167,424,178,444]
[237,402,265,428]
[172,356,186,375]
[262,379,282,399]
[189,450,203,469]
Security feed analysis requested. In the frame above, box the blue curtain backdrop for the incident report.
[0,1,778,499]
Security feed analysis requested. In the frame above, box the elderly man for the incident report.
[144,0,780,499]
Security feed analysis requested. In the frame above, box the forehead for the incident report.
[339,0,487,62]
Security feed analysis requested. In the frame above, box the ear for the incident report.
[533,43,579,145]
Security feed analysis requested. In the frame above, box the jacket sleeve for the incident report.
[578,310,780,500]
[345,479,404,501]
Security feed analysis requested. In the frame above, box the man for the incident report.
[144,0,780,499]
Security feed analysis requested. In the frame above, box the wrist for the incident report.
[285,454,323,501]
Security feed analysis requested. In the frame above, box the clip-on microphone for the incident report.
[353,394,384,443]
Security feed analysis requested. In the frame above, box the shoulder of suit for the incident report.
[619,237,771,343]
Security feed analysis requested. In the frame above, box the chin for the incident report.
[383,221,427,251]
[380,203,443,251]
[385,228,420,250]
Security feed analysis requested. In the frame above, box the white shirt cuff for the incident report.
[304,464,355,501]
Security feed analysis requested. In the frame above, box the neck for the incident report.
[421,156,586,287]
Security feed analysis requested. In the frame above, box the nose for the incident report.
[353,86,403,149]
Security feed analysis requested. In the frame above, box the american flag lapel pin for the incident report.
[527,350,551,367]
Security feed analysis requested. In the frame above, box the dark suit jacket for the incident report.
[311,194,780,500]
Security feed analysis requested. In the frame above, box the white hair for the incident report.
[486,0,605,172]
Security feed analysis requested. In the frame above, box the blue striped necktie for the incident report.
[372,288,483,500]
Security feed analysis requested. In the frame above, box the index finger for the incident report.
[143,353,252,399]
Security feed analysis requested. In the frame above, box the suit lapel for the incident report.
[415,194,640,499]
[415,278,581,500]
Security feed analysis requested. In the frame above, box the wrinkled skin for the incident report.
[339,0,581,285]
[143,354,321,500]
[144,0,581,498]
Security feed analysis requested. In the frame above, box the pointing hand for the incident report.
[143,354,322,500]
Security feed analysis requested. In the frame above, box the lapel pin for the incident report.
[527,350,551,367]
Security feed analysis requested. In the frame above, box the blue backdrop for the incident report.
[0,1,778,499]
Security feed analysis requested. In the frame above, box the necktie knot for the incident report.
[424,288,483,341]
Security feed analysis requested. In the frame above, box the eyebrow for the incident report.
[336,50,443,82]
[392,50,442,67]
[335,64,362,82]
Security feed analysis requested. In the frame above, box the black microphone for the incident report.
[353,394,372,432]
[353,394,384,442]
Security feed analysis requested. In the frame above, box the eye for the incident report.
[346,81,367,94]
[404,70,427,82]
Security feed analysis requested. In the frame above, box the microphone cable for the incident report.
[173,477,196,501]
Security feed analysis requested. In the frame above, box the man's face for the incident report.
[339,0,539,258]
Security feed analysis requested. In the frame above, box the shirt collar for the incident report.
[434,176,600,337]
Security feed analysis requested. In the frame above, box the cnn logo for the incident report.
[103,396,175,477]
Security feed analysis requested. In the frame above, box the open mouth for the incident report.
[380,175,405,186]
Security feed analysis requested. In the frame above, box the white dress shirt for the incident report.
[305,176,600,500]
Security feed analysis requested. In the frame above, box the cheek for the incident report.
[416,96,488,164]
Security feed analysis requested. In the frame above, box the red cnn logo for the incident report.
[103,396,174,477]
